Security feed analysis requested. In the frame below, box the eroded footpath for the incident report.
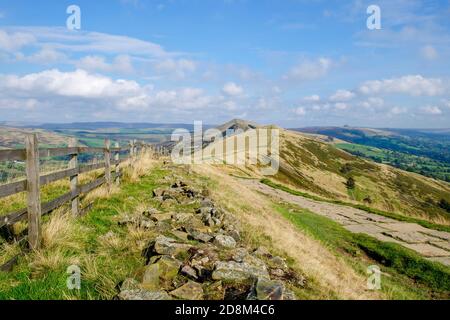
[244,180,450,266]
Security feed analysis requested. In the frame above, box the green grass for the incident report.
[261,178,450,233]
[336,142,450,182]
[0,166,169,300]
[275,204,450,299]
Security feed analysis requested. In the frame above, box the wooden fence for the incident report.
[0,135,150,253]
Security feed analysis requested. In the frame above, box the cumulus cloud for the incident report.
[359,75,444,96]
[421,105,442,115]
[283,58,332,81]
[329,89,355,102]
[222,82,244,96]
[0,69,217,115]
[0,69,143,99]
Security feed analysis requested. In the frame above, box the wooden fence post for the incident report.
[25,134,41,250]
[69,138,79,216]
[104,139,111,191]
[129,140,134,166]
[115,142,120,185]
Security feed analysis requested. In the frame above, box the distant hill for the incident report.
[0,126,70,148]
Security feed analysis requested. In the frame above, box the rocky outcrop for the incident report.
[116,179,303,300]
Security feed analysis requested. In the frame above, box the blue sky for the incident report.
[0,0,449,127]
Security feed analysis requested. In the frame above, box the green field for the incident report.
[336,143,450,182]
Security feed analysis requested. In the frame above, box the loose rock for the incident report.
[214,235,237,249]
[170,281,204,300]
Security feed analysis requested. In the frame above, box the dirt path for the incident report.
[242,179,450,267]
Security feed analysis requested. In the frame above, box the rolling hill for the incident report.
[202,121,450,224]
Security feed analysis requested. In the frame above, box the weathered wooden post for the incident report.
[115,142,120,185]
[25,134,41,250]
[69,138,79,216]
[129,140,134,166]
[104,139,111,191]
[133,139,138,159]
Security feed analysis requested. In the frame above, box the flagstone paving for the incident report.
[244,180,450,266]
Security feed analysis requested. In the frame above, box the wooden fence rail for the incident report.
[0,135,153,251]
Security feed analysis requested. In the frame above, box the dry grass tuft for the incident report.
[29,248,80,278]
[41,209,83,251]
[84,184,120,203]
[122,151,157,183]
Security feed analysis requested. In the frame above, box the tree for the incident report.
[340,163,352,174]
[346,177,356,189]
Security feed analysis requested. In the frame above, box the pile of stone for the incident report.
[116,181,304,300]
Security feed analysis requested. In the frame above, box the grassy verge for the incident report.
[276,204,450,299]
[262,178,450,233]
[0,157,166,299]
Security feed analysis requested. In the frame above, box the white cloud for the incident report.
[0,69,222,116]
[303,94,320,102]
[421,105,442,115]
[421,45,438,60]
[294,107,306,116]
[16,48,67,64]
[334,102,349,110]
[359,75,444,96]
[389,106,407,115]
[329,90,355,102]
[361,97,384,109]
[443,99,450,109]
[0,30,35,51]
[283,58,332,81]
[0,69,142,99]
[2,27,168,58]
[154,58,196,78]
[222,82,244,96]
[76,54,134,74]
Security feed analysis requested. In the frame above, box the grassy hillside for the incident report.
[271,129,450,224]
[295,127,450,182]
[0,127,69,149]
[335,143,450,182]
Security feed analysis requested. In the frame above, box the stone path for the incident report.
[243,180,450,266]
